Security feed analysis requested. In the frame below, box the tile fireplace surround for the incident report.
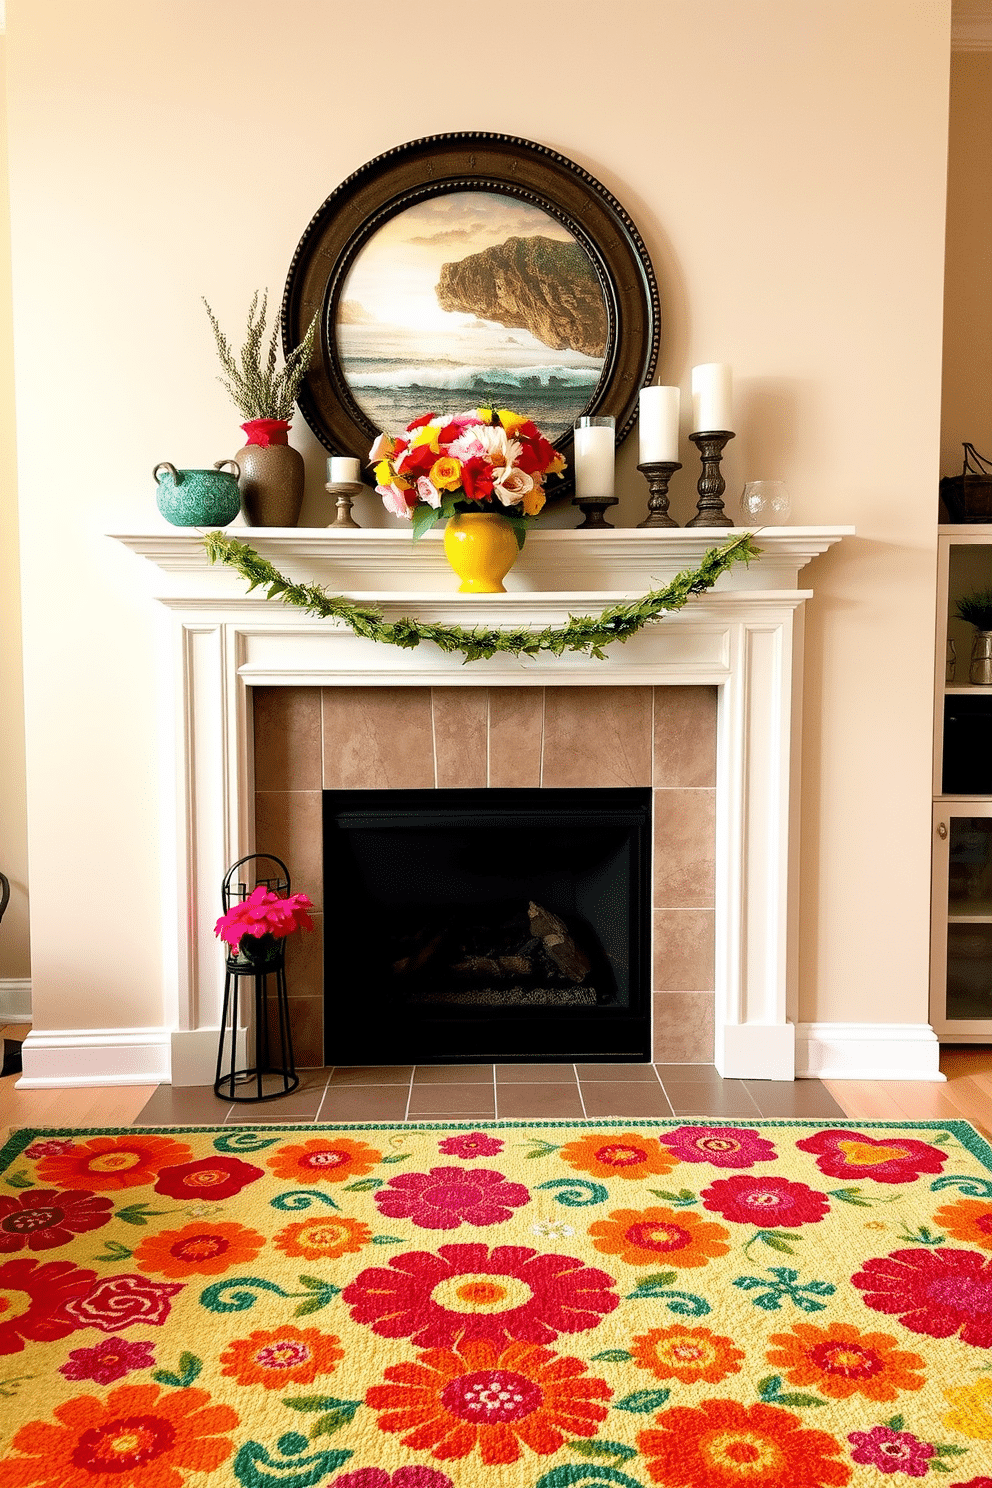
[96,525,850,1088]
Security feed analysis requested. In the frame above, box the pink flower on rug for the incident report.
[658,1125,778,1168]
[0,1188,114,1252]
[700,1174,830,1227]
[951,1480,992,1487]
[62,1273,183,1333]
[331,1472,454,1488]
[59,1338,155,1384]
[851,1247,992,1348]
[152,1154,263,1201]
[24,1139,76,1159]
[796,1129,947,1184]
[438,1132,504,1158]
[374,1167,530,1230]
[342,1242,619,1349]
[848,1424,935,1476]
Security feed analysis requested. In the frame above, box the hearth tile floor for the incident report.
[131,1063,848,1125]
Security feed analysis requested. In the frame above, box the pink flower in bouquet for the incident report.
[214,884,314,954]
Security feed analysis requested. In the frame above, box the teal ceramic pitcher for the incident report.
[154,460,241,527]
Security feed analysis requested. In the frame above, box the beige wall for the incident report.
[4,0,949,1037]
[0,33,30,985]
[941,48,992,476]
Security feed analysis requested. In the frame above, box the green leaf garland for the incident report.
[202,530,761,664]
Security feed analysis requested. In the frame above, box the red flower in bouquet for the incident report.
[370,407,565,538]
[214,883,314,955]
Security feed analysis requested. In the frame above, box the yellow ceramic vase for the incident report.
[442,511,520,593]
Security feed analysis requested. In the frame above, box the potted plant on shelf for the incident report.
[203,292,319,527]
[369,407,565,592]
[955,587,992,685]
[214,883,315,968]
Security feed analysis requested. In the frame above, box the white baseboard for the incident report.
[796,1022,945,1082]
[716,1022,796,1081]
[17,1027,171,1088]
[170,1026,246,1087]
[0,978,31,1023]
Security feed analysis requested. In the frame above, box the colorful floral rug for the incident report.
[2,1119,992,1488]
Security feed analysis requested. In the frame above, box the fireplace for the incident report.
[323,786,652,1063]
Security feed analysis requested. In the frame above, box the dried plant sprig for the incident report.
[203,291,319,421]
[956,588,992,631]
[201,531,760,662]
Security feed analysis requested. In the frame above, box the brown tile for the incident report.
[579,1082,674,1118]
[653,911,715,991]
[742,1080,846,1118]
[653,790,715,906]
[225,1086,327,1122]
[433,689,488,788]
[284,997,324,1069]
[414,1065,495,1085]
[497,1084,585,1118]
[329,1066,414,1085]
[284,913,323,1001]
[653,992,715,1062]
[654,1062,721,1085]
[579,1062,662,1082]
[321,687,435,789]
[407,1084,497,1116]
[254,790,323,907]
[318,1086,410,1120]
[542,687,653,787]
[488,689,544,787]
[496,1063,577,1083]
[665,1081,762,1117]
[134,1084,232,1124]
[653,687,717,787]
[254,688,322,791]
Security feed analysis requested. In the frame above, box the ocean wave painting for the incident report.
[335,191,607,444]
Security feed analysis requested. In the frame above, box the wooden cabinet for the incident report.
[930,527,992,1039]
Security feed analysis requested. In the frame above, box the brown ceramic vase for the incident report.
[236,418,305,527]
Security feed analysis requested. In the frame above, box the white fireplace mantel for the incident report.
[95,525,851,1086]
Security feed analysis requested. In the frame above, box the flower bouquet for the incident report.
[370,407,565,544]
[214,884,315,966]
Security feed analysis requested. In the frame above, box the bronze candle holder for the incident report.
[572,493,618,528]
[324,481,363,528]
[686,431,735,527]
[636,461,681,527]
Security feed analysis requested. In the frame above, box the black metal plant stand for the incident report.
[214,853,299,1102]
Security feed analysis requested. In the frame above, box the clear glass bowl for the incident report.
[740,480,791,524]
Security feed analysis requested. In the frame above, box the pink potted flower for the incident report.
[214,884,314,967]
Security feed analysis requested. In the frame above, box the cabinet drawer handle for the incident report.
[937,821,948,839]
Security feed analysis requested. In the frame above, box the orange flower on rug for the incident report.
[2,1116,992,1487]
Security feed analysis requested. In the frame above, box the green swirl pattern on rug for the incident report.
[1,1118,992,1487]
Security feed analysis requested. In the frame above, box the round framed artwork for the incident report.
[281,132,660,499]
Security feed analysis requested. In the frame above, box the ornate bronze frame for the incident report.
[281,132,660,498]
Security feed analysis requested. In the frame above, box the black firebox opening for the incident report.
[323,787,652,1064]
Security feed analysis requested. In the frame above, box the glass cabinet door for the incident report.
[931,803,992,1034]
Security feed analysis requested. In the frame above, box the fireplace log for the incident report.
[528,901,592,981]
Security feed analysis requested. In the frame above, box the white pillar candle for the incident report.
[638,385,680,463]
[573,419,615,499]
[328,456,361,483]
[691,363,733,433]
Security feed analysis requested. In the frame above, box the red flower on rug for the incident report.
[588,1205,731,1268]
[366,1337,611,1464]
[267,1136,383,1184]
[765,1322,926,1401]
[152,1154,263,1201]
[0,1257,96,1355]
[950,1480,992,1487]
[219,1324,344,1389]
[62,1273,183,1333]
[374,1167,530,1230]
[59,1338,156,1384]
[274,1214,372,1260]
[701,1174,830,1227]
[933,1197,992,1251]
[848,1424,935,1476]
[796,1129,947,1184]
[658,1125,778,1168]
[331,1473,454,1488]
[637,1398,851,1486]
[132,1220,265,1277]
[0,1383,238,1488]
[342,1242,619,1348]
[630,1324,745,1384]
[23,1139,75,1159]
[34,1134,194,1192]
[438,1133,503,1158]
[0,1188,114,1252]
[559,1131,679,1181]
[851,1247,992,1348]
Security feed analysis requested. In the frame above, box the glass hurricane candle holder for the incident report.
[740,480,791,525]
[573,414,617,528]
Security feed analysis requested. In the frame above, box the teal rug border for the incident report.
[3,1117,991,1177]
